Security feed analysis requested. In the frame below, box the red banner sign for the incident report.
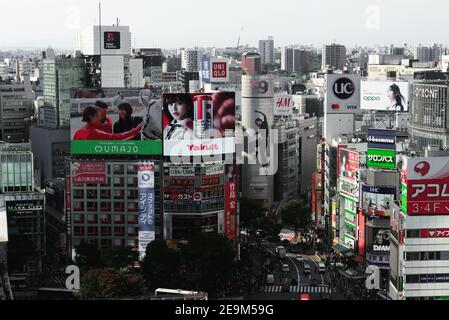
[225,165,238,240]
[420,229,449,238]
[72,162,107,185]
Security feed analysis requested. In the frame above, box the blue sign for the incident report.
[200,57,211,84]
[138,166,155,260]
[367,129,396,151]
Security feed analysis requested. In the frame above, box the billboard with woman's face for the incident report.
[70,88,163,155]
[361,81,409,112]
[162,92,235,157]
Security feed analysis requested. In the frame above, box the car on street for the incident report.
[303,263,311,275]
[266,274,275,284]
[289,247,299,254]
[295,255,304,263]
[282,264,290,273]
[318,263,326,274]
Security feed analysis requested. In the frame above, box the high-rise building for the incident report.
[162,163,230,241]
[259,37,275,65]
[322,44,346,70]
[181,49,199,72]
[413,44,443,63]
[281,48,313,75]
[409,80,449,154]
[240,74,275,206]
[0,77,34,143]
[0,142,45,273]
[42,57,86,129]
[240,52,261,76]
[77,25,142,88]
[163,55,182,73]
[68,160,163,256]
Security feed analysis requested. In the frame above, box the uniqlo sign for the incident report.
[403,157,449,215]
[210,59,229,82]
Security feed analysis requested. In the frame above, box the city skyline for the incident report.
[1,0,447,50]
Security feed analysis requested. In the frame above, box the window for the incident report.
[87,214,98,223]
[100,227,112,237]
[100,214,111,224]
[87,226,98,236]
[406,230,420,238]
[406,275,419,283]
[114,227,125,237]
[406,252,420,261]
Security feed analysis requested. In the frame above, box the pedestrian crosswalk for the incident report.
[263,285,331,294]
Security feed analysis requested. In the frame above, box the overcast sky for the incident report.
[0,0,444,49]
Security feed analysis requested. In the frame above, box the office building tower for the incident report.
[0,77,34,143]
[322,44,346,70]
[240,52,261,76]
[181,49,199,72]
[259,37,275,65]
[0,142,45,273]
[42,57,86,129]
[409,80,449,154]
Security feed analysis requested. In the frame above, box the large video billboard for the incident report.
[362,184,396,217]
[0,210,7,243]
[71,88,162,156]
[162,93,235,157]
[338,148,360,200]
[402,157,449,215]
[361,81,409,111]
[138,164,155,260]
[326,74,361,114]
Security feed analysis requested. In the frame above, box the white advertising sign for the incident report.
[326,74,361,114]
[274,94,293,116]
[0,210,8,243]
[361,81,409,111]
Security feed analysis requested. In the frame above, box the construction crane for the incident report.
[0,259,13,300]
[236,25,244,53]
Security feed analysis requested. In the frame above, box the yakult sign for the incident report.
[274,94,293,116]
[402,157,449,215]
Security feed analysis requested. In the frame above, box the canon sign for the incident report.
[333,78,355,99]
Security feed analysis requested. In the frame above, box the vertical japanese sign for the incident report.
[138,164,155,260]
[0,210,8,243]
[225,165,239,240]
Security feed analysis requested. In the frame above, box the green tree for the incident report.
[99,246,139,270]
[280,199,312,236]
[142,241,182,291]
[182,233,236,298]
[75,241,100,270]
[79,268,146,299]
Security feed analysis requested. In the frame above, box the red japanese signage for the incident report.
[420,229,449,238]
[225,165,238,240]
[404,158,449,215]
[72,162,107,185]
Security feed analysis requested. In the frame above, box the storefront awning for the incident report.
[332,244,351,254]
